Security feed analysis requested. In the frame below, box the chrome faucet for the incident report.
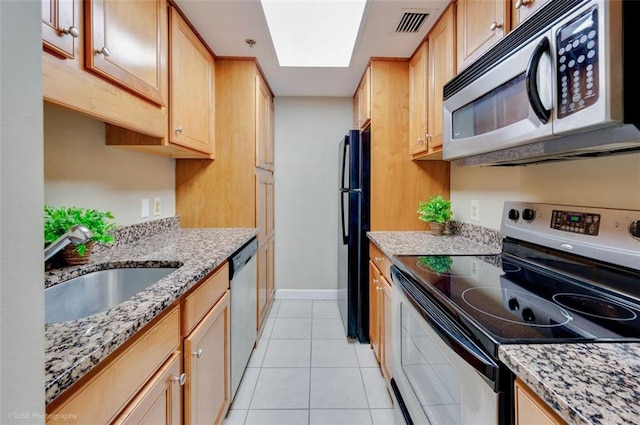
[44,225,93,262]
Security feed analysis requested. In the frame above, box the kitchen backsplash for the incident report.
[93,216,181,254]
[447,220,503,250]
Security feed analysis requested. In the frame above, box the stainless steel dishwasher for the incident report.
[229,237,258,401]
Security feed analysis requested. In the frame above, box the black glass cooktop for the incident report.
[392,243,640,356]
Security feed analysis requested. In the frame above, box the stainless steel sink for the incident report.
[45,267,178,324]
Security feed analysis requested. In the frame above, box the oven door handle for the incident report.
[395,271,499,385]
[526,36,551,124]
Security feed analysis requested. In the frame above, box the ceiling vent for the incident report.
[395,11,429,33]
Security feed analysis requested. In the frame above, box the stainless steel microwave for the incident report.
[443,0,640,166]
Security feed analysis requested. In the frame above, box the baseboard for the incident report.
[275,289,338,300]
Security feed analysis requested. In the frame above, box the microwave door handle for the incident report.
[526,36,551,124]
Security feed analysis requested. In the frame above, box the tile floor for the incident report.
[222,299,395,425]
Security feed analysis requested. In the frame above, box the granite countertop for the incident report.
[44,227,257,405]
[367,229,502,257]
[500,343,640,425]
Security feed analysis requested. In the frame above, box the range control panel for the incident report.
[551,210,601,235]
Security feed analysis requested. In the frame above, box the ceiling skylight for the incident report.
[260,0,367,68]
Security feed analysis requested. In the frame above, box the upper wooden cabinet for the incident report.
[409,41,428,157]
[456,0,509,73]
[512,0,552,27]
[85,0,166,106]
[168,6,215,157]
[355,66,371,129]
[42,0,78,59]
[256,74,274,171]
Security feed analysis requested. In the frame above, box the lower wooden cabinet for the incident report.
[257,237,275,337]
[184,291,231,425]
[381,276,393,382]
[369,261,381,362]
[370,242,393,384]
[113,352,182,425]
[515,378,566,425]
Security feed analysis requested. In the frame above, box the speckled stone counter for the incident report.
[500,343,640,425]
[367,227,502,258]
[44,227,256,405]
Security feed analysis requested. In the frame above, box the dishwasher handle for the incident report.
[229,238,258,280]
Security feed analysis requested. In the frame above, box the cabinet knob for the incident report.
[62,26,79,38]
[376,286,382,292]
[95,46,110,57]
[489,22,503,31]
[417,138,424,144]
[515,0,531,9]
[175,127,184,134]
[192,349,203,359]
[374,256,384,262]
[425,133,432,140]
[172,373,186,386]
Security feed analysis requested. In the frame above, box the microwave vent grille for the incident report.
[395,12,429,33]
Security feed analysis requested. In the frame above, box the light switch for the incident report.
[153,197,161,216]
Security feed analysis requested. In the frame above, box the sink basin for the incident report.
[45,267,178,324]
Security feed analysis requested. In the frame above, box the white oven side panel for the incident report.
[391,288,499,425]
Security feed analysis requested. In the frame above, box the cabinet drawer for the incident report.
[370,242,392,283]
[183,263,229,335]
[47,306,180,424]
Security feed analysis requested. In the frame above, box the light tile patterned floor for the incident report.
[222,300,395,425]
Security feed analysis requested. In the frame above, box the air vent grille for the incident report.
[395,12,429,33]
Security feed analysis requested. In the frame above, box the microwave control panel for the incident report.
[551,210,601,236]
[555,6,599,119]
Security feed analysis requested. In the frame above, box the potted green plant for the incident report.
[417,195,453,236]
[44,206,117,265]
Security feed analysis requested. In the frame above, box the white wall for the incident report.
[44,103,176,226]
[274,97,353,291]
[0,0,45,421]
[451,152,640,229]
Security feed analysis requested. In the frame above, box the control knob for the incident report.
[522,308,536,323]
[508,209,520,221]
[522,208,536,222]
[508,298,520,311]
[630,220,640,239]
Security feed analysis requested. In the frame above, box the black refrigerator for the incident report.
[338,128,370,342]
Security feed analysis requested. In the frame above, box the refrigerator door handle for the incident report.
[340,191,349,244]
[341,136,349,190]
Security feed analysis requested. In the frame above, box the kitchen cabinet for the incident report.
[512,0,551,27]
[176,59,275,335]
[380,274,393,382]
[42,0,78,59]
[42,0,167,138]
[184,291,231,425]
[46,307,181,424]
[515,378,567,425]
[409,3,456,160]
[369,242,393,384]
[456,0,509,72]
[112,353,182,425]
[366,59,450,230]
[354,65,371,129]
[369,261,381,363]
[256,237,275,337]
[256,73,274,171]
[85,0,166,106]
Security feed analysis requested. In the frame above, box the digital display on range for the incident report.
[551,210,600,236]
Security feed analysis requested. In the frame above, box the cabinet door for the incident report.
[515,378,566,425]
[358,67,372,129]
[456,0,509,72]
[353,89,361,128]
[257,242,268,333]
[113,353,182,425]
[85,0,166,105]
[42,0,77,59]
[409,41,428,157]
[426,4,456,155]
[369,261,381,363]
[184,291,231,425]
[512,0,551,27]
[256,169,271,246]
[267,237,275,302]
[381,276,393,383]
[169,7,215,157]
[256,74,273,171]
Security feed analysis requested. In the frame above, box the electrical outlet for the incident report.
[141,199,150,218]
[470,200,480,222]
[153,197,161,216]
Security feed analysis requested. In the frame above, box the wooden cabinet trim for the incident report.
[515,378,567,425]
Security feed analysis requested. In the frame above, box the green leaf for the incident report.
[417,195,452,224]
[44,205,117,253]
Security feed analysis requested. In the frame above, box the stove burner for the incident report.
[462,287,572,327]
[552,294,638,321]
[501,261,521,273]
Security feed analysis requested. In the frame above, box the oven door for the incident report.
[391,267,502,425]
[443,31,554,160]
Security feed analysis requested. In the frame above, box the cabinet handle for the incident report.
[192,349,203,359]
[62,26,79,38]
[175,127,184,134]
[376,286,382,292]
[425,132,432,140]
[374,256,384,262]
[172,373,186,386]
[95,46,110,57]
[489,22,503,31]
[515,0,531,8]
[373,278,379,284]
[417,138,424,144]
